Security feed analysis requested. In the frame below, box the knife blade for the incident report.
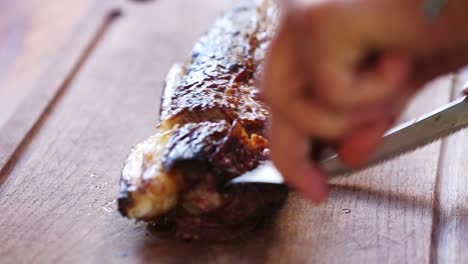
[230,96,468,185]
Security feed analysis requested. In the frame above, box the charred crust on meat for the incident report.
[118,1,285,241]
[117,194,130,217]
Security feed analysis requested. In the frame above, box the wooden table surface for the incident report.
[1,0,468,263]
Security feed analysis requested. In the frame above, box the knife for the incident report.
[230,96,468,185]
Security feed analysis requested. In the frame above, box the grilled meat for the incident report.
[118,0,287,241]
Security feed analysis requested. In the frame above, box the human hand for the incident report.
[263,0,468,202]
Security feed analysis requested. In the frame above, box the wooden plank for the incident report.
[0,0,94,127]
[262,78,452,264]
[431,66,468,264]
[0,1,243,263]
[0,0,457,263]
[0,0,118,188]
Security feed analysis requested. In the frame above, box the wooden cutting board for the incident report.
[1,0,468,263]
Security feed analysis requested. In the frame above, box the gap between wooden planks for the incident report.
[0,0,120,191]
[0,0,467,263]
[430,66,468,264]
[0,0,95,128]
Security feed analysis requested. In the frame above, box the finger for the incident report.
[273,98,387,141]
[263,22,373,141]
[338,88,415,167]
[298,5,363,110]
[297,6,413,110]
[270,115,328,202]
[351,54,411,106]
[262,20,303,110]
[338,118,393,168]
[312,53,411,110]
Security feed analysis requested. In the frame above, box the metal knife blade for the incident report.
[231,96,468,185]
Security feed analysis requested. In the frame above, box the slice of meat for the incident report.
[118,0,287,241]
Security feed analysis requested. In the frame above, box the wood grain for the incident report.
[0,0,94,128]
[0,0,465,263]
[0,1,246,263]
[263,77,453,264]
[0,0,118,190]
[430,67,468,264]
